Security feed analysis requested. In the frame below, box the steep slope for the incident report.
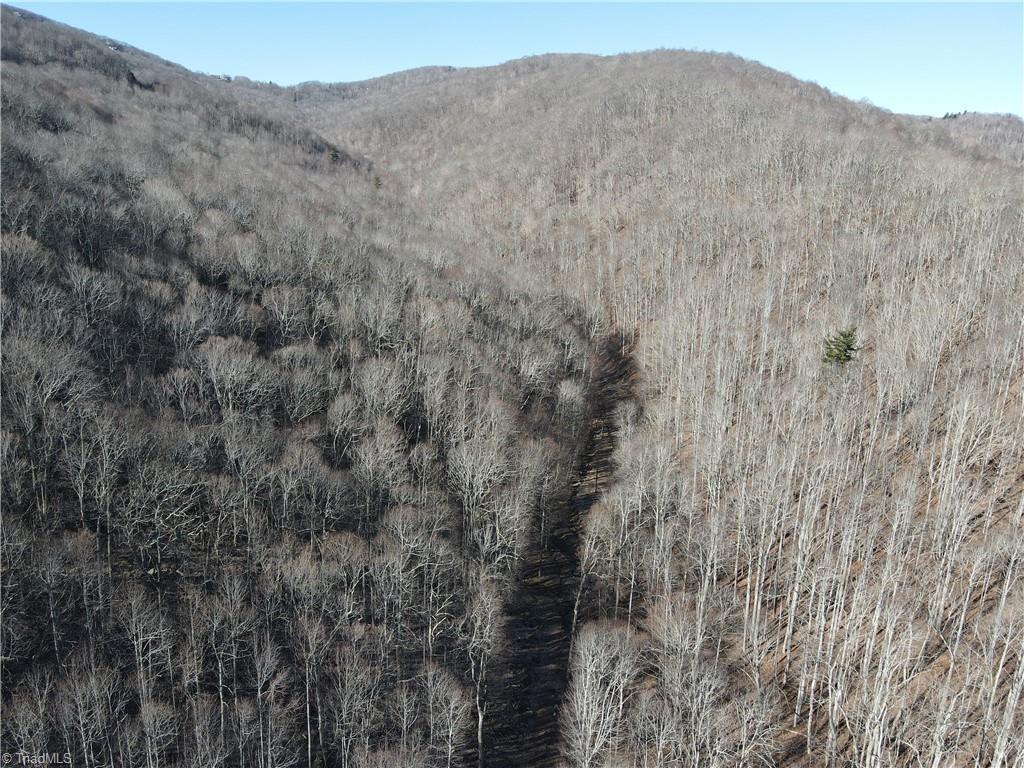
[2,7,1023,768]
[0,8,604,768]
[287,48,1024,768]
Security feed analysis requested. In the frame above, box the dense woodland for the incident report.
[2,6,1023,768]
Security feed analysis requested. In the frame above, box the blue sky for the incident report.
[16,2,1024,116]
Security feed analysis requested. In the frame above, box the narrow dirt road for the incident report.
[468,334,637,767]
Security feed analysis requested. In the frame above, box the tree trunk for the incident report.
[476,689,485,768]
[305,665,313,768]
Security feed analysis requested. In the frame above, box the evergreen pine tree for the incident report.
[824,326,860,364]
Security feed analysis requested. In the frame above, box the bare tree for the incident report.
[461,579,501,768]
[195,336,276,415]
[424,664,471,768]
[562,624,637,768]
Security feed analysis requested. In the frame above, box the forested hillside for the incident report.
[289,49,1024,768]
[2,6,1023,768]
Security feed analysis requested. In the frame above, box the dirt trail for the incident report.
[468,334,637,767]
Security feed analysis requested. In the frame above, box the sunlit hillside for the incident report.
[291,51,1024,768]
[2,7,1022,768]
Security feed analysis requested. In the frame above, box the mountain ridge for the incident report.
[2,6,1022,768]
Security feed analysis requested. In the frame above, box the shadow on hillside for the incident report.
[466,333,638,768]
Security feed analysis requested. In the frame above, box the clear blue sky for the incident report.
[15,2,1024,116]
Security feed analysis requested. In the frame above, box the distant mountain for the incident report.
[2,6,1022,768]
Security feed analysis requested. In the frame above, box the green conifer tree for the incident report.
[823,326,860,364]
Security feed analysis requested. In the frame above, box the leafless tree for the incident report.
[195,336,276,416]
[423,664,471,768]
[562,624,637,768]
[455,578,499,768]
